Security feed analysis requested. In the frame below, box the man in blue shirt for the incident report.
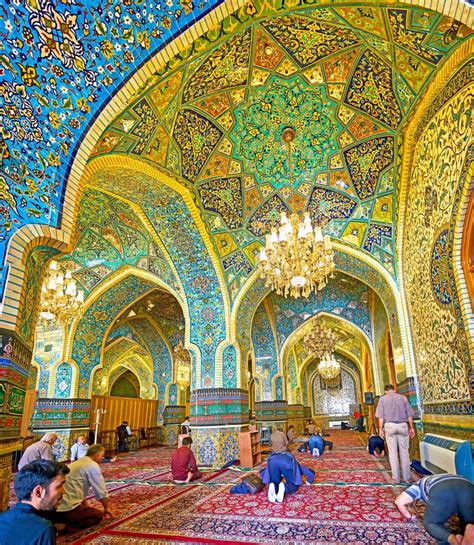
[0,459,69,544]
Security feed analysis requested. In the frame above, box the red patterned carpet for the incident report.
[44,431,442,544]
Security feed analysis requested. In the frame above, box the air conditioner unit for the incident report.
[420,433,473,482]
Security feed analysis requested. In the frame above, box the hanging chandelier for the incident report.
[318,352,341,381]
[174,342,191,384]
[39,260,84,325]
[258,211,335,298]
[303,323,336,359]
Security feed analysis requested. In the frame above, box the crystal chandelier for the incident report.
[174,342,191,384]
[303,323,336,359]
[318,352,341,381]
[39,260,84,325]
[258,211,335,298]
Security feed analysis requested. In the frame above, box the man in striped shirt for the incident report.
[395,473,474,544]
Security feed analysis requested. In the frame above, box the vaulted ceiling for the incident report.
[87,5,472,295]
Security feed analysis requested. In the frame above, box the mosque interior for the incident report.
[0,0,473,521]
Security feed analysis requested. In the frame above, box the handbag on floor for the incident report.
[241,473,264,493]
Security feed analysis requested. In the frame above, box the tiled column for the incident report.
[0,330,32,510]
[31,398,91,460]
[190,388,249,467]
[162,405,186,446]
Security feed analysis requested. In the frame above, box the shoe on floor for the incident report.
[268,482,277,503]
[276,482,285,503]
[312,447,320,457]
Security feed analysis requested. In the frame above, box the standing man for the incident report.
[18,433,58,470]
[0,460,69,544]
[55,444,114,529]
[180,416,191,435]
[375,384,415,483]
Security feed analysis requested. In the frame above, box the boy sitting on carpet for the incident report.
[171,436,202,483]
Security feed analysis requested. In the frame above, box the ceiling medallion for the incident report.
[258,211,335,298]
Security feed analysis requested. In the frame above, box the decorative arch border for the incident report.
[232,243,402,390]
[397,42,474,367]
[92,335,154,397]
[281,311,381,395]
[107,355,154,399]
[64,266,195,397]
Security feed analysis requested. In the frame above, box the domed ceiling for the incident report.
[89,5,472,294]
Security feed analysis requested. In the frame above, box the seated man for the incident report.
[270,426,289,453]
[395,473,474,544]
[70,435,89,462]
[18,432,58,470]
[286,425,296,443]
[171,436,202,483]
[305,420,317,435]
[368,434,386,457]
[260,452,315,503]
[56,444,114,529]
[0,460,69,545]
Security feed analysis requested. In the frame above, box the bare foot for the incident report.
[462,524,474,545]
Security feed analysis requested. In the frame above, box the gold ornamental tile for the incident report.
[275,58,298,77]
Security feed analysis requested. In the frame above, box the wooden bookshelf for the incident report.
[239,429,262,468]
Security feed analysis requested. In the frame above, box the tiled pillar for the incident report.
[31,398,91,460]
[0,331,32,510]
[162,405,186,446]
[190,389,248,467]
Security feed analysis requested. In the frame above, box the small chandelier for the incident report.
[258,211,335,298]
[174,342,191,384]
[39,260,84,325]
[304,323,336,359]
[318,352,341,381]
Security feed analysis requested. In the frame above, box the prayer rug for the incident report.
[80,482,435,544]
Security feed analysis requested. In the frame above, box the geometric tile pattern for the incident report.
[1,3,471,311]
[85,7,471,296]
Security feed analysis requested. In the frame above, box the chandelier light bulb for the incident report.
[257,211,335,298]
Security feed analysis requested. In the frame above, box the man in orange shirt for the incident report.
[171,437,202,483]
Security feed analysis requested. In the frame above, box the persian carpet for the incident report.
[60,432,440,544]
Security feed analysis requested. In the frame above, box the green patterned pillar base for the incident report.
[189,389,248,467]
[32,398,91,461]
[255,400,288,430]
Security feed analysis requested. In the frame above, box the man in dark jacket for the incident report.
[0,460,69,544]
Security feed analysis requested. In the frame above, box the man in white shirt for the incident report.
[56,444,114,528]
[70,435,89,462]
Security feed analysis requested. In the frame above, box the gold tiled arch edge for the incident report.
[83,155,232,389]
[1,0,470,338]
[397,40,474,373]
[232,241,412,389]
[282,312,379,396]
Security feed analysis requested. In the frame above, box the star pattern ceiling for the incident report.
[90,5,472,297]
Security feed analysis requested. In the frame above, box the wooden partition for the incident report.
[21,389,37,437]
[90,395,158,433]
